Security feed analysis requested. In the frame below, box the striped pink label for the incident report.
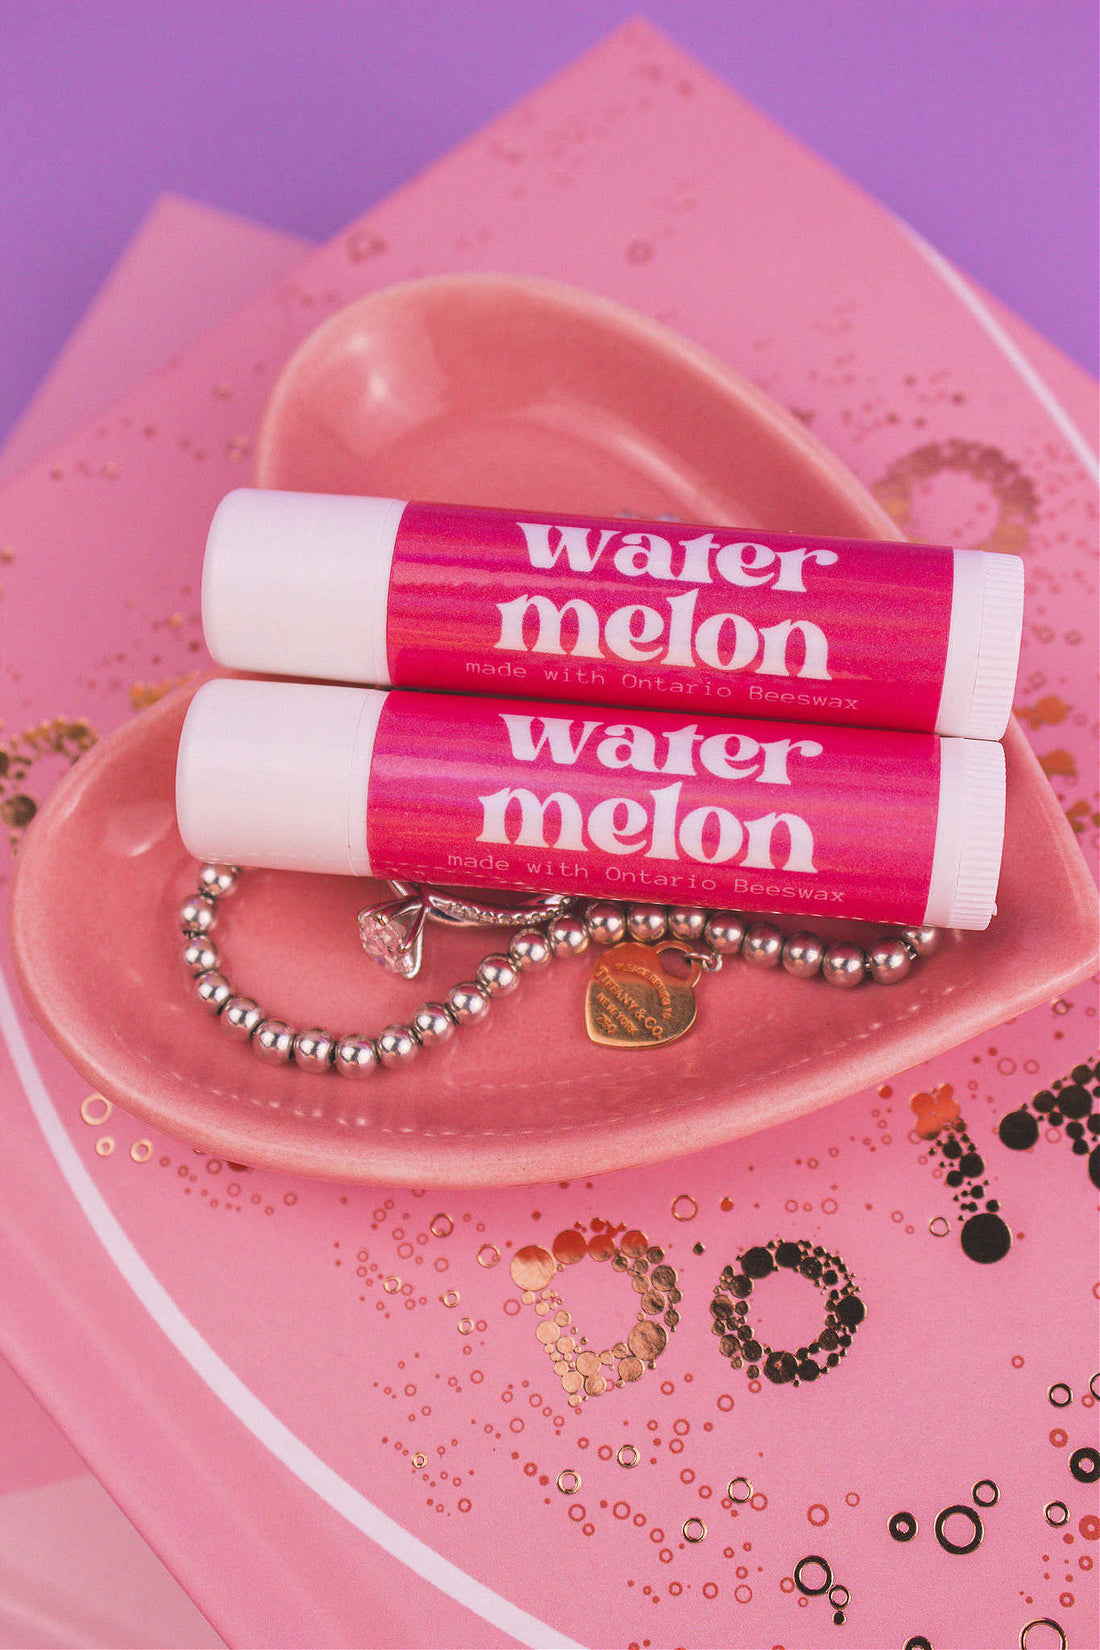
[385,502,955,731]
[365,691,941,924]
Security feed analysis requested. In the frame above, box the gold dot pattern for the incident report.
[508,1221,680,1409]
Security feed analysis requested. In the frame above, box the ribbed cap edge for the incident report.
[963,554,1024,739]
[946,739,1006,928]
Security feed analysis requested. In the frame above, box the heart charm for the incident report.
[357,892,427,978]
[585,942,700,1049]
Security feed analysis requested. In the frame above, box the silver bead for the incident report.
[667,906,708,943]
[222,995,263,1040]
[293,1027,336,1072]
[183,935,219,974]
[900,925,942,959]
[822,942,867,988]
[781,932,824,979]
[703,911,745,954]
[180,893,217,936]
[742,922,784,968]
[585,902,627,946]
[548,914,590,957]
[377,1024,419,1066]
[253,1018,294,1063]
[867,937,912,984]
[194,970,232,1013]
[447,982,492,1024]
[412,1003,454,1045]
[626,903,667,943]
[198,863,239,900]
[334,1034,379,1078]
[475,954,519,996]
[508,928,551,969]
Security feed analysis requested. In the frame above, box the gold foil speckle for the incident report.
[627,1320,667,1361]
[80,1093,113,1126]
[586,1231,617,1262]
[129,676,190,712]
[510,1245,557,1291]
[551,1228,587,1266]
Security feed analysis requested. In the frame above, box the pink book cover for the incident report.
[1,21,1097,1650]
[0,194,306,1650]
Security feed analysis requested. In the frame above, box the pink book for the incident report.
[0,22,1096,1650]
[0,194,305,1650]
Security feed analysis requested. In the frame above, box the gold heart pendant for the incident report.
[585,941,702,1050]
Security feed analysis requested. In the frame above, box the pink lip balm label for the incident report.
[387,502,955,731]
[365,691,940,924]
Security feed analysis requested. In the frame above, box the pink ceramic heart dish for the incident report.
[11,276,1098,1186]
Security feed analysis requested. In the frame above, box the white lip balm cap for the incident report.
[202,489,405,683]
[935,551,1024,739]
[176,678,384,876]
[924,736,1006,929]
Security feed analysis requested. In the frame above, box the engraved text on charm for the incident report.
[585,941,701,1049]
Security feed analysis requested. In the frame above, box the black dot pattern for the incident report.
[1069,1446,1099,1484]
[710,1239,864,1386]
[924,1114,1012,1264]
[997,1056,1100,1188]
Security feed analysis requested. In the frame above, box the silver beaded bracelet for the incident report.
[179,863,942,1076]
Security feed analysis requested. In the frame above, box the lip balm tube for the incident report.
[176,679,1005,930]
[201,490,1023,738]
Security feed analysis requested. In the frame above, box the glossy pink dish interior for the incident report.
[12,276,1099,1186]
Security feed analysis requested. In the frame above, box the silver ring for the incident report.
[392,881,574,929]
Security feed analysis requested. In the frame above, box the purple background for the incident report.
[1,1,1096,447]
